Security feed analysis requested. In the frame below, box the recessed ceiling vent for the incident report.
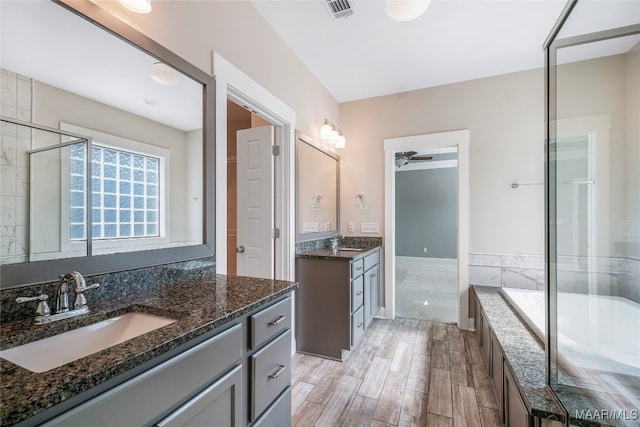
[324,0,354,20]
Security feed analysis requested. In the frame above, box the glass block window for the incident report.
[69,143,87,240]
[70,144,160,240]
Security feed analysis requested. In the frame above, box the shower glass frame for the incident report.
[545,0,640,423]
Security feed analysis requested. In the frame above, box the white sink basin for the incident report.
[1,312,176,373]
[337,247,363,252]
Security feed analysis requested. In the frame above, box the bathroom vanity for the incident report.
[295,244,381,360]
[0,275,297,426]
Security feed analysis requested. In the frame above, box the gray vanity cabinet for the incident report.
[475,298,483,347]
[504,363,531,427]
[363,250,380,328]
[296,248,381,360]
[490,329,504,421]
[43,296,293,427]
[46,324,243,427]
[155,365,243,427]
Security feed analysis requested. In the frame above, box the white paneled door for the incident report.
[236,126,275,279]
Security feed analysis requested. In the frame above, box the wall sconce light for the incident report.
[320,119,346,148]
[118,0,152,14]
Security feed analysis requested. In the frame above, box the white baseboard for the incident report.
[468,317,475,331]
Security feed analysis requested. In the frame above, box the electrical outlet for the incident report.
[348,222,355,233]
[303,222,319,233]
[324,222,331,231]
[361,222,379,233]
[423,247,428,253]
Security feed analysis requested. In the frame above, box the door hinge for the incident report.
[271,145,280,156]
[271,228,280,239]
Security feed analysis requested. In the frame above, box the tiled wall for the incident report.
[1,69,32,264]
[469,252,640,303]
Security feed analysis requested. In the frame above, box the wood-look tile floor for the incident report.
[291,318,502,427]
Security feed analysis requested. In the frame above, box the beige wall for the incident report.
[33,81,196,246]
[340,69,546,256]
[92,0,340,141]
[556,52,638,258]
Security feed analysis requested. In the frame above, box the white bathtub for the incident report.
[501,287,640,372]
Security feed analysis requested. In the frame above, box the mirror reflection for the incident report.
[296,132,339,238]
[1,1,204,265]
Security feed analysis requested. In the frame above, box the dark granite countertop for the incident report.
[0,274,297,426]
[472,285,566,423]
[296,243,381,261]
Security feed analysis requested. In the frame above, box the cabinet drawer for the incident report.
[48,324,242,427]
[250,330,292,421]
[250,297,291,350]
[155,365,242,427]
[253,387,291,427]
[351,305,365,347]
[351,276,364,313]
[364,250,379,271]
[351,259,364,279]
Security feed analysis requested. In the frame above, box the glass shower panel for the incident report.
[547,1,640,425]
[28,130,90,262]
[0,118,90,265]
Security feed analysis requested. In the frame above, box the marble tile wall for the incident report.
[469,252,640,303]
[1,69,32,265]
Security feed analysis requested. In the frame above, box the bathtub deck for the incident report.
[474,285,640,427]
[473,286,564,421]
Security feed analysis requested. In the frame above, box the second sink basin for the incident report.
[1,312,176,373]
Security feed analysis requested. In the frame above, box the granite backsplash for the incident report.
[0,257,216,324]
[295,235,383,253]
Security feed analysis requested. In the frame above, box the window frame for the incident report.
[61,123,171,256]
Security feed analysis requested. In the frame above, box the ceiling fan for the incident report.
[395,151,433,167]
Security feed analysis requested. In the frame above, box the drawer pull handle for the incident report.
[268,315,286,326]
[355,291,363,296]
[357,322,364,328]
[268,365,286,379]
[355,266,363,271]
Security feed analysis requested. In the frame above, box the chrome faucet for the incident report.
[58,271,99,311]
[17,271,100,325]
[56,273,73,313]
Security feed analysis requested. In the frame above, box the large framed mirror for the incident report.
[0,0,215,288]
[295,131,339,241]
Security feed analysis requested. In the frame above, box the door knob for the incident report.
[236,246,245,253]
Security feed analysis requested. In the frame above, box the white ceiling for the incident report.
[1,1,202,132]
[251,0,631,103]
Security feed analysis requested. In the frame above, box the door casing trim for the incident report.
[384,129,470,329]
[213,52,296,282]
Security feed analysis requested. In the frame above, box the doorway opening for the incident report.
[226,100,276,278]
[394,149,458,322]
[213,52,296,283]
[384,129,470,330]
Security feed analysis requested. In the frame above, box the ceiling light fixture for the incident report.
[320,119,346,148]
[385,0,431,22]
[118,0,152,14]
[149,62,181,85]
